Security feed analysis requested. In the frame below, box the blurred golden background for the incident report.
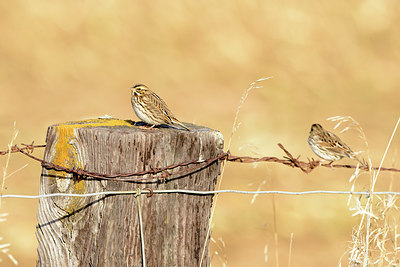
[1,0,400,266]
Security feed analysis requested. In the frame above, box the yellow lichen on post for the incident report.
[45,118,135,213]
[53,118,135,128]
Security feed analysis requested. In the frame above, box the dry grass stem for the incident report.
[345,117,400,266]
[201,77,273,266]
[227,77,273,150]
[264,244,269,264]
[0,213,18,265]
[210,237,227,267]
[288,233,294,267]
[1,123,19,207]
[250,179,267,205]
[272,194,279,267]
[0,124,19,265]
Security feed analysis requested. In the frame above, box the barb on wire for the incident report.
[0,142,45,156]
[1,142,400,183]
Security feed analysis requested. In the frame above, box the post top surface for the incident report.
[53,118,134,128]
[50,118,219,134]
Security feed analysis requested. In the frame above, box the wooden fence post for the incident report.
[36,118,224,266]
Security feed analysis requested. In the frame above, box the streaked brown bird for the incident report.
[308,123,359,162]
[130,84,190,131]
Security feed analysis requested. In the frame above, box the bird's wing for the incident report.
[147,92,174,124]
[322,131,354,156]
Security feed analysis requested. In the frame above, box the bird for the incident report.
[130,84,190,131]
[308,123,359,163]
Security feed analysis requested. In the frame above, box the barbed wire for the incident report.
[1,142,400,183]
[0,189,382,199]
[2,141,398,267]
[2,188,400,199]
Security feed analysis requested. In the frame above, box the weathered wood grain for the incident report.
[36,118,224,266]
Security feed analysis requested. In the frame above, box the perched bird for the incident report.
[308,123,359,162]
[130,84,190,131]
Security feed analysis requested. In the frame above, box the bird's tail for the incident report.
[348,152,366,166]
[172,120,190,131]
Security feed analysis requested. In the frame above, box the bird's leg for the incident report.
[317,159,334,168]
[134,121,157,130]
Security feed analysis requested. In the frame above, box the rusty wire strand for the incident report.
[1,143,400,182]
[4,189,400,199]
[18,148,228,182]
[0,142,45,155]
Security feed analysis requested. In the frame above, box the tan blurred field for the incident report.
[1,0,400,266]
